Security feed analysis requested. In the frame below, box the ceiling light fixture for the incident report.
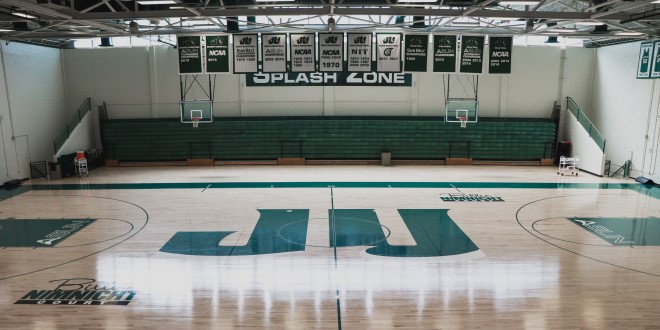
[574,21,604,26]
[615,31,643,36]
[397,0,438,3]
[498,0,541,5]
[547,28,577,32]
[136,0,177,5]
[11,12,37,19]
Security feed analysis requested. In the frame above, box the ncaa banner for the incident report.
[318,33,343,72]
[488,36,512,74]
[178,36,203,74]
[233,34,258,73]
[376,33,402,72]
[206,35,230,73]
[460,35,484,74]
[290,33,316,72]
[347,33,372,72]
[650,41,660,78]
[262,34,287,73]
[432,35,457,73]
[637,42,653,79]
[404,34,428,72]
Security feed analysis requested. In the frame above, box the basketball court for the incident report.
[1,165,659,328]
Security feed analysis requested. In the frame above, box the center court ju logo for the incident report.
[160,209,478,258]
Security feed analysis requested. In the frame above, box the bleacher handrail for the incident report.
[566,97,606,152]
[53,98,91,153]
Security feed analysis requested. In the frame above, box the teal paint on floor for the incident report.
[330,209,388,248]
[568,217,660,246]
[366,209,479,257]
[0,219,95,247]
[160,209,309,256]
[330,209,479,257]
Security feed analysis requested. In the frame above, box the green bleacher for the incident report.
[103,117,556,162]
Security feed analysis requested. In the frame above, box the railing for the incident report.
[53,98,91,154]
[566,97,606,152]
[609,160,631,178]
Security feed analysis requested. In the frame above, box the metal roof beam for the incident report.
[53,8,631,20]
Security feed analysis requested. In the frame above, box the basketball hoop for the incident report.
[458,116,468,128]
[192,117,200,128]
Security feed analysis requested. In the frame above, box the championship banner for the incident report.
[318,33,344,72]
[460,35,484,74]
[432,35,457,73]
[206,35,230,73]
[637,42,653,79]
[404,34,428,72]
[178,36,203,74]
[233,34,258,73]
[488,36,512,74]
[650,42,660,78]
[262,34,287,73]
[290,33,316,72]
[347,33,372,72]
[376,33,402,72]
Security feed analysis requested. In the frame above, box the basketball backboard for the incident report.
[444,99,478,124]
[181,100,213,124]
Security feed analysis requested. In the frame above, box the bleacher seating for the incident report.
[103,116,556,162]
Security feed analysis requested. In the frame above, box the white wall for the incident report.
[0,42,68,182]
[63,45,594,121]
[55,110,96,159]
[591,41,660,182]
[565,111,606,175]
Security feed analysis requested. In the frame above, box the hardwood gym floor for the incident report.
[0,165,658,329]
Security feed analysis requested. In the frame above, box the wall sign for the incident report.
[432,35,457,73]
[178,36,203,74]
[347,33,372,72]
[318,33,344,72]
[460,35,484,74]
[376,33,402,72]
[404,34,428,72]
[246,71,411,87]
[233,34,258,73]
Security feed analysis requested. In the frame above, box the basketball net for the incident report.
[192,117,200,128]
[458,116,467,128]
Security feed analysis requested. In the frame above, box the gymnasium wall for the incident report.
[63,46,594,120]
[0,42,69,183]
[591,41,660,182]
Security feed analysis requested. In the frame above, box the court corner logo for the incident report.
[439,193,504,202]
[15,278,136,306]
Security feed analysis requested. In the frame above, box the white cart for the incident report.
[557,156,579,176]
